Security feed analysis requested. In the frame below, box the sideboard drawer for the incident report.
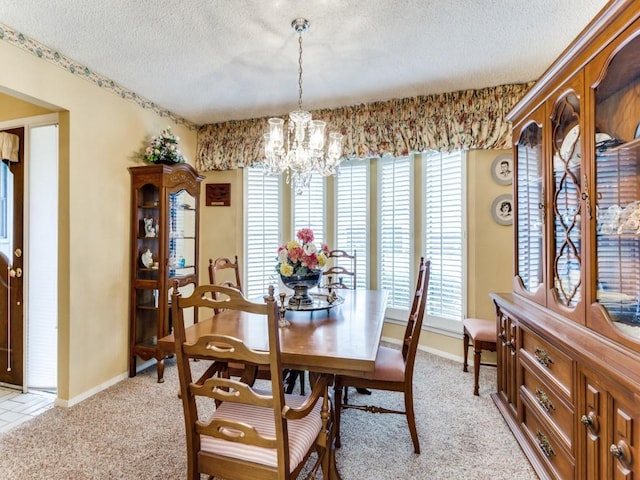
[521,358,574,450]
[520,326,573,399]
[522,400,575,480]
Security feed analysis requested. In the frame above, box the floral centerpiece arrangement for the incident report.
[277,228,329,306]
[141,126,186,164]
[277,228,328,277]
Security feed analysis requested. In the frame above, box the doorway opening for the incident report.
[0,114,58,395]
[26,123,58,393]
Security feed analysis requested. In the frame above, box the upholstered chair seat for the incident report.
[201,393,322,471]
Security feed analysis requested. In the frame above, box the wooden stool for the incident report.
[463,318,497,396]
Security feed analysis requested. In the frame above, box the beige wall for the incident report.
[0,40,197,403]
[466,149,514,321]
[0,92,53,118]
[198,169,245,284]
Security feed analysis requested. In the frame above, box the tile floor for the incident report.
[0,386,55,433]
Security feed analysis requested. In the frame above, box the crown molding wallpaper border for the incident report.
[0,22,198,131]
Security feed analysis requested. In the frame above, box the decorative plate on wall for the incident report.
[491,194,513,226]
[490,154,513,185]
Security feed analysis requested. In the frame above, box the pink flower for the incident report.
[276,228,331,276]
[288,246,304,263]
[296,228,315,245]
[302,252,319,269]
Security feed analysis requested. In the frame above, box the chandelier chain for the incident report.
[297,33,304,111]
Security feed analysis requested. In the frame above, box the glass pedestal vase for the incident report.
[280,271,322,307]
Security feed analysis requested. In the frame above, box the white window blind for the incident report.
[379,155,412,309]
[595,146,640,323]
[424,150,464,322]
[245,167,281,299]
[516,132,544,293]
[335,159,369,288]
[293,174,325,245]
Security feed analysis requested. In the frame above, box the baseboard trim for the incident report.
[55,371,129,408]
[381,335,464,364]
[59,343,463,408]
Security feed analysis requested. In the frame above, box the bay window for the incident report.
[244,150,466,332]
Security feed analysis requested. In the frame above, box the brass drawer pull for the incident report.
[580,412,599,434]
[535,388,555,413]
[536,431,555,458]
[610,441,632,464]
[534,347,554,368]
[610,444,623,458]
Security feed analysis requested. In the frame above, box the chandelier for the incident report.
[263,18,344,195]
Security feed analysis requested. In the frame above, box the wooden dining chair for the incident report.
[321,249,371,398]
[322,249,357,289]
[334,257,431,454]
[282,250,358,397]
[208,256,242,312]
[171,284,333,480]
[207,255,271,384]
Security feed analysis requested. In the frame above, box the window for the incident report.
[335,159,369,288]
[244,167,281,299]
[516,127,544,293]
[293,174,325,245]
[378,155,412,310]
[424,150,465,325]
[245,150,466,332]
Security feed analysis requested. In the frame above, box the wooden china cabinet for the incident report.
[491,2,640,479]
[129,163,203,382]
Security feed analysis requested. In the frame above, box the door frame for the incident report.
[0,113,59,392]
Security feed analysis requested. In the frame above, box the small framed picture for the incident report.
[491,154,513,185]
[491,194,513,226]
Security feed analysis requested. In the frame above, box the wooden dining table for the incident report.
[159,288,388,376]
[158,288,389,480]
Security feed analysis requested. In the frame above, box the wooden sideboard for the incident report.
[492,1,640,478]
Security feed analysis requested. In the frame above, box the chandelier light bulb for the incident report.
[268,118,285,149]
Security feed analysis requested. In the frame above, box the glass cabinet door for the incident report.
[136,183,160,281]
[593,31,640,339]
[168,188,197,279]
[515,120,545,301]
[133,182,160,348]
[550,91,583,312]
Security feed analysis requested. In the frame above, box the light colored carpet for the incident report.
[0,350,538,479]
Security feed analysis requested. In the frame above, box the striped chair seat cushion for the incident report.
[200,393,322,472]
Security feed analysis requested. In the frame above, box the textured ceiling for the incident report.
[0,0,610,125]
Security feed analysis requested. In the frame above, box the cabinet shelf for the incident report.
[598,136,640,155]
[136,302,158,310]
[597,232,640,238]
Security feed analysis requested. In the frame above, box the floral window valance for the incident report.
[197,82,533,171]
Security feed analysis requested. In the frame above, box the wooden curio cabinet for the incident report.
[129,164,203,382]
[492,2,640,478]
